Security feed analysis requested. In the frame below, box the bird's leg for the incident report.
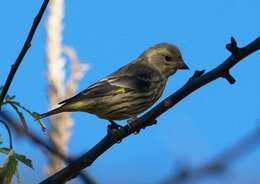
[126,115,140,134]
[109,120,123,128]
[126,115,138,126]
[107,120,123,135]
[107,120,123,143]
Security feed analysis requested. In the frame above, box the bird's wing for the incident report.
[58,67,154,105]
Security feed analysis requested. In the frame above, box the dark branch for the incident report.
[0,0,49,108]
[226,36,239,54]
[40,37,260,184]
[0,111,97,184]
[221,71,236,84]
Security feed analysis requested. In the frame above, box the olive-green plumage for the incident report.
[39,43,189,120]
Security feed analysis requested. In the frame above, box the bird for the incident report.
[39,43,189,124]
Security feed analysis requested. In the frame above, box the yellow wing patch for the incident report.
[115,87,126,93]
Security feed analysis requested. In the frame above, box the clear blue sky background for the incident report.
[0,0,260,184]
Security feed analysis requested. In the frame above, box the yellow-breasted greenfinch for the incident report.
[39,43,189,121]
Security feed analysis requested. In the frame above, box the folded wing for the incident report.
[59,69,153,105]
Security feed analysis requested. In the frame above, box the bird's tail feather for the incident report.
[38,107,63,120]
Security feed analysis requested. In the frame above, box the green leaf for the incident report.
[0,135,2,144]
[31,112,46,132]
[2,94,15,106]
[3,96,46,131]
[0,150,18,184]
[9,103,28,130]
[0,148,33,169]
[16,104,46,131]
[9,100,46,132]
[0,147,11,155]
[5,95,16,102]
[14,153,34,169]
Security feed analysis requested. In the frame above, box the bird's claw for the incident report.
[109,120,123,128]
[107,120,122,136]
[127,116,140,134]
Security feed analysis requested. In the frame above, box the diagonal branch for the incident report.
[0,0,49,107]
[0,111,97,184]
[40,37,260,184]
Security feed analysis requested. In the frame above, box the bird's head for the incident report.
[141,43,189,77]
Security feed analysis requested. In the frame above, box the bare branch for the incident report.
[226,36,239,55]
[39,37,260,184]
[0,0,49,107]
[0,111,97,184]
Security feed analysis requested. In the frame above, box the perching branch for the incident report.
[162,126,260,184]
[0,0,49,108]
[40,36,260,184]
[0,111,97,184]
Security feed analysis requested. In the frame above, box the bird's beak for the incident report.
[179,62,189,70]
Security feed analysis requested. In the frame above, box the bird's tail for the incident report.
[37,107,64,120]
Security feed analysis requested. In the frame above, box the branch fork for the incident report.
[221,71,236,84]
[226,37,239,55]
[189,70,205,81]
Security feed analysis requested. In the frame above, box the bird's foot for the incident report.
[107,120,122,136]
[127,115,140,134]
[107,120,123,143]
[109,120,123,129]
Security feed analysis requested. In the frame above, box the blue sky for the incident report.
[0,0,260,183]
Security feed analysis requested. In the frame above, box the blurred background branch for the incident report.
[0,111,96,184]
[162,125,260,184]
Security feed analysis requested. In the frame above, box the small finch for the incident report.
[39,43,189,122]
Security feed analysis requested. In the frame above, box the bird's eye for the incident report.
[164,55,172,61]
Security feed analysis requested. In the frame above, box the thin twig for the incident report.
[0,0,49,107]
[0,111,97,184]
[0,120,13,149]
[39,37,260,184]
